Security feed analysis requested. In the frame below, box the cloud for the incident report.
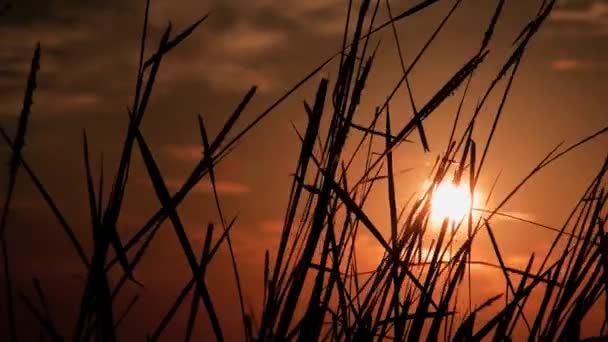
[0,88,102,117]
[193,180,251,195]
[163,144,203,161]
[205,219,286,258]
[137,176,251,196]
[553,0,608,21]
[143,1,295,93]
[552,58,589,70]
[141,0,353,93]
[149,21,286,93]
[212,22,288,56]
[150,0,346,36]
[0,24,91,51]
[257,219,284,234]
[1,0,344,99]
[549,0,608,35]
[504,254,535,268]
[0,1,141,118]
[164,58,278,93]
[250,0,346,35]
[551,57,608,71]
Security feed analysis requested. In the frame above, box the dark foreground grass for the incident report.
[1,0,608,341]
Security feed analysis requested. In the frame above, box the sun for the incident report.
[429,180,476,224]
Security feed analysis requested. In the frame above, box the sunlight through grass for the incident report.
[430,180,478,224]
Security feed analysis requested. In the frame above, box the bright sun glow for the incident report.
[430,181,476,224]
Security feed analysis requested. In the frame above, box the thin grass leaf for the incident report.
[114,295,140,330]
[198,114,248,339]
[453,294,503,342]
[1,43,40,342]
[208,86,256,154]
[134,127,224,341]
[149,219,236,341]
[386,0,429,152]
[143,13,210,69]
[82,131,100,236]
[18,292,63,342]
[185,223,214,342]
[103,25,174,284]
[0,127,88,267]
[32,278,53,331]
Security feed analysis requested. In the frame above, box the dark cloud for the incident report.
[536,1,608,71]
[0,1,141,120]
[0,0,124,25]
[549,0,608,34]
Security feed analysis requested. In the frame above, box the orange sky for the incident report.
[0,0,607,340]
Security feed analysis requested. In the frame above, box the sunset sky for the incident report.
[1,0,607,339]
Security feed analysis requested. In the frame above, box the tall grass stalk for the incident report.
[1,0,607,341]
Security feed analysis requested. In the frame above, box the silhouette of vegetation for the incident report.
[1,0,607,341]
